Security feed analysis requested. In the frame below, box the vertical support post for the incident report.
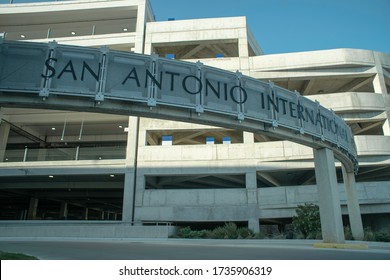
[134,0,147,53]
[59,202,68,219]
[75,146,80,160]
[246,171,260,233]
[27,197,39,220]
[122,116,139,223]
[238,22,250,75]
[0,119,10,162]
[83,208,89,220]
[23,146,28,162]
[342,165,364,240]
[243,131,254,144]
[313,148,345,243]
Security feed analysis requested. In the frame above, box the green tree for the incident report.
[292,203,321,239]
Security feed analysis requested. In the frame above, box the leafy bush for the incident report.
[222,222,239,239]
[375,228,390,242]
[364,227,376,241]
[174,223,256,239]
[175,226,192,238]
[237,227,254,239]
[253,232,266,239]
[175,226,209,238]
[174,222,390,242]
[344,226,353,240]
[208,223,239,239]
[292,203,321,239]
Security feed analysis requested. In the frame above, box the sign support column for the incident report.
[314,147,345,243]
[342,165,364,240]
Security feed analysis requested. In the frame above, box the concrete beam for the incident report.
[181,44,205,59]
[257,172,280,187]
[302,79,315,95]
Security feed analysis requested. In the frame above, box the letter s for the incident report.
[41,58,58,78]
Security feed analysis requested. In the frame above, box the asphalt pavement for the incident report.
[1,238,390,260]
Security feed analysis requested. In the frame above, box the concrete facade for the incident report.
[0,0,389,239]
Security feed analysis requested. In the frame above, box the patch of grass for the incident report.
[0,251,38,260]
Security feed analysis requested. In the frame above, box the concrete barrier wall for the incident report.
[0,222,175,238]
[135,182,390,221]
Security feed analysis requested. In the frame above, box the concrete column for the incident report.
[372,71,387,95]
[134,0,147,54]
[27,197,39,220]
[0,121,10,162]
[243,131,254,144]
[122,116,140,223]
[342,165,364,240]
[238,29,250,75]
[246,171,259,233]
[83,208,89,220]
[59,202,68,219]
[313,148,345,243]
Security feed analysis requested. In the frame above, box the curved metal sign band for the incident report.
[0,40,358,172]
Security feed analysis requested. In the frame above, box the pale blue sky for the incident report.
[150,0,390,54]
[2,0,389,54]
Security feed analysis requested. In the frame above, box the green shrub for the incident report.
[344,226,353,240]
[208,226,228,239]
[237,227,254,239]
[207,223,237,239]
[174,223,390,242]
[175,223,258,239]
[175,226,192,238]
[253,232,266,239]
[292,203,321,239]
[375,228,390,242]
[222,222,239,239]
[364,227,376,241]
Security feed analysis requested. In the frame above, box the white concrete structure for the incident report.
[0,0,389,240]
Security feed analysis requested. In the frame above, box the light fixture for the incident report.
[123,28,128,32]
[49,175,54,178]
[119,125,123,128]
[71,31,76,35]
[51,127,56,131]
[110,174,115,178]
[20,34,25,38]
